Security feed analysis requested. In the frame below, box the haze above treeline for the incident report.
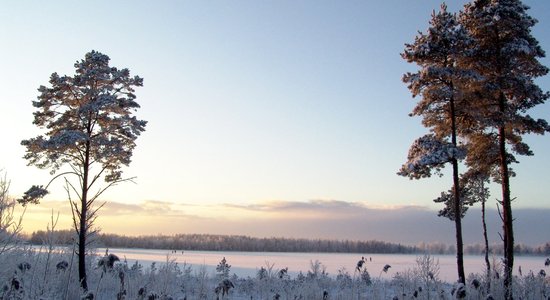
[27,230,550,256]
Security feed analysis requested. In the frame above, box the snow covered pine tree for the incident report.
[20,51,147,291]
[460,1,549,297]
[399,4,479,286]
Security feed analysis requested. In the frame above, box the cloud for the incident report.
[102,200,177,216]
[100,201,145,215]
[20,200,73,215]
[221,199,362,217]
[210,204,549,246]
[207,201,550,245]
[224,199,417,212]
[221,199,429,220]
[23,199,187,217]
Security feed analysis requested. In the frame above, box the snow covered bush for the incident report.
[0,171,25,255]
[0,247,548,299]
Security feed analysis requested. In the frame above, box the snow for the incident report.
[1,247,548,299]
[399,134,465,179]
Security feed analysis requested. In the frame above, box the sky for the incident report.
[1,1,549,245]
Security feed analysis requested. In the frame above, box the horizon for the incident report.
[2,1,550,245]
[17,200,550,246]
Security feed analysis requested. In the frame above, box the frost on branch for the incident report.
[18,185,49,206]
[398,134,465,179]
[21,50,147,182]
[45,130,88,149]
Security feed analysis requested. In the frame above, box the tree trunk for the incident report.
[481,196,491,293]
[78,207,87,291]
[78,140,91,291]
[451,158,465,284]
[498,92,514,300]
[449,88,465,285]
[499,127,514,299]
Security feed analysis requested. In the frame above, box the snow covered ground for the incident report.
[1,246,548,299]
[98,247,547,282]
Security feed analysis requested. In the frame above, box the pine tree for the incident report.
[460,1,549,297]
[20,51,147,290]
[399,4,478,284]
[216,257,231,280]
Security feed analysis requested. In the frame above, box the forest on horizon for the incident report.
[27,230,550,256]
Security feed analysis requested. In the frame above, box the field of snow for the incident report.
[1,245,548,299]
[100,248,547,282]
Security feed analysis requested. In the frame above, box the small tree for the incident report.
[463,171,492,291]
[0,170,25,255]
[216,257,231,280]
[19,50,147,290]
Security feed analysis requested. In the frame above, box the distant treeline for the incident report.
[27,230,417,254]
[26,230,550,256]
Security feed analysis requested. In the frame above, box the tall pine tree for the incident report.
[20,51,147,290]
[460,0,549,297]
[399,4,478,285]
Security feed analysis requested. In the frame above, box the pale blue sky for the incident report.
[1,1,549,238]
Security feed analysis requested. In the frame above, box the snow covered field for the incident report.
[1,245,548,299]
[102,248,547,282]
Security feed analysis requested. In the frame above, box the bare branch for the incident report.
[88,166,108,191]
[496,201,505,222]
[0,171,27,254]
